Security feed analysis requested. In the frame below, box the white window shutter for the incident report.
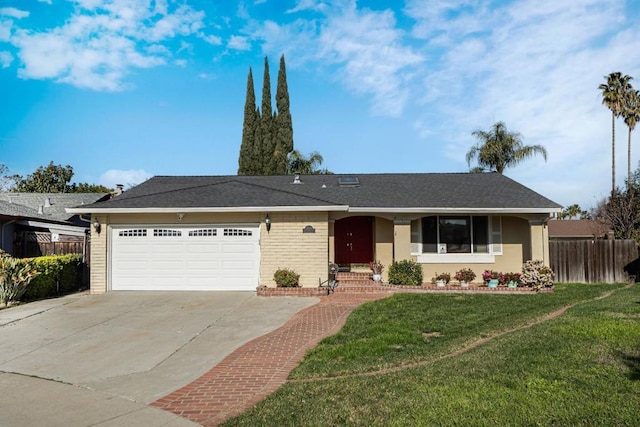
[491,216,503,255]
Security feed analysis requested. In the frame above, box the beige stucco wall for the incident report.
[259,212,328,287]
[374,218,394,281]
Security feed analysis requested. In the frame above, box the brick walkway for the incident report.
[151,292,390,426]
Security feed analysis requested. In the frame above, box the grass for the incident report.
[223,283,640,426]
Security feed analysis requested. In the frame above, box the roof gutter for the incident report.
[347,207,562,214]
[65,205,351,214]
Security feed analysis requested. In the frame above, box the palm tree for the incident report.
[623,89,640,185]
[599,72,633,193]
[286,150,326,174]
[466,121,548,174]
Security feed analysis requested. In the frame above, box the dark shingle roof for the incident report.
[0,193,110,222]
[548,219,611,237]
[75,173,560,212]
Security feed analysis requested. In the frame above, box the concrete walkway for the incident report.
[152,293,390,426]
[0,291,318,426]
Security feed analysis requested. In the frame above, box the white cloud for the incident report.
[200,33,222,45]
[251,2,423,116]
[228,35,251,50]
[287,0,327,14]
[406,0,640,208]
[0,7,30,19]
[0,20,12,42]
[198,72,216,80]
[99,169,152,189]
[0,51,13,67]
[7,0,207,91]
[37,0,53,4]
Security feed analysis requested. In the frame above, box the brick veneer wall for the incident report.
[259,212,328,288]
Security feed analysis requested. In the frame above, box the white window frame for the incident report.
[412,215,502,264]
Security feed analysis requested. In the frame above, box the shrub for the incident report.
[501,272,522,286]
[273,268,300,287]
[454,268,476,283]
[0,254,38,307]
[22,254,83,301]
[388,260,423,286]
[431,272,451,284]
[521,260,554,289]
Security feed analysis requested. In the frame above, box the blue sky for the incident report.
[1,0,639,210]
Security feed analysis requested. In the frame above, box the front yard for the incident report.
[224,283,640,425]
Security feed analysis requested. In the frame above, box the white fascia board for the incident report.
[347,207,562,214]
[18,220,87,236]
[65,205,350,214]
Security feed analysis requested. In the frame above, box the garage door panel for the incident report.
[111,225,259,291]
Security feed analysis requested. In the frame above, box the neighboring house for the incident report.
[0,193,110,257]
[548,219,612,241]
[68,173,561,294]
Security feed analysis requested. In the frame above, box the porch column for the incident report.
[528,219,550,265]
[393,219,411,261]
[328,220,335,263]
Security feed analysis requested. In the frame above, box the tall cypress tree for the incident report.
[238,68,257,175]
[238,54,300,175]
[273,54,294,174]
[259,56,276,174]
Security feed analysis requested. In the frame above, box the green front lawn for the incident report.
[224,283,640,426]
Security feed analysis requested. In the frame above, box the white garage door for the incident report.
[110,225,260,291]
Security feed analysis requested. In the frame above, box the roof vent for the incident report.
[292,173,302,184]
[114,184,124,196]
[338,176,359,187]
[44,197,51,208]
[38,205,44,215]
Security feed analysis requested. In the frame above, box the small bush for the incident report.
[431,272,451,284]
[454,268,476,283]
[273,268,300,287]
[388,260,423,286]
[22,254,83,301]
[521,260,554,289]
[0,254,38,306]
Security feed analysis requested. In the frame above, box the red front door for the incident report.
[335,216,374,265]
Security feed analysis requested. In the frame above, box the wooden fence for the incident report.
[13,231,88,260]
[549,239,639,283]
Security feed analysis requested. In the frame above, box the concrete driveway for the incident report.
[0,291,318,426]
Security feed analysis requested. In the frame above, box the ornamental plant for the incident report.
[520,260,554,289]
[431,272,451,284]
[501,272,522,286]
[273,268,300,287]
[0,253,38,307]
[454,268,476,283]
[482,269,500,283]
[388,260,423,286]
[369,260,384,275]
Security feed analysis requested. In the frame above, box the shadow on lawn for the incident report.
[617,351,640,381]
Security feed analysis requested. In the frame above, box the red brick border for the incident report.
[152,292,389,426]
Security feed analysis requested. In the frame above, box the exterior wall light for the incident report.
[265,214,271,233]
[93,219,101,234]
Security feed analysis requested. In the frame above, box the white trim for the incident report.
[66,205,350,214]
[17,220,88,237]
[415,253,496,264]
[349,207,561,214]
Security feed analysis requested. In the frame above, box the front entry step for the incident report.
[337,272,375,286]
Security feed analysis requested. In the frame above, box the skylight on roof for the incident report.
[338,176,359,187]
